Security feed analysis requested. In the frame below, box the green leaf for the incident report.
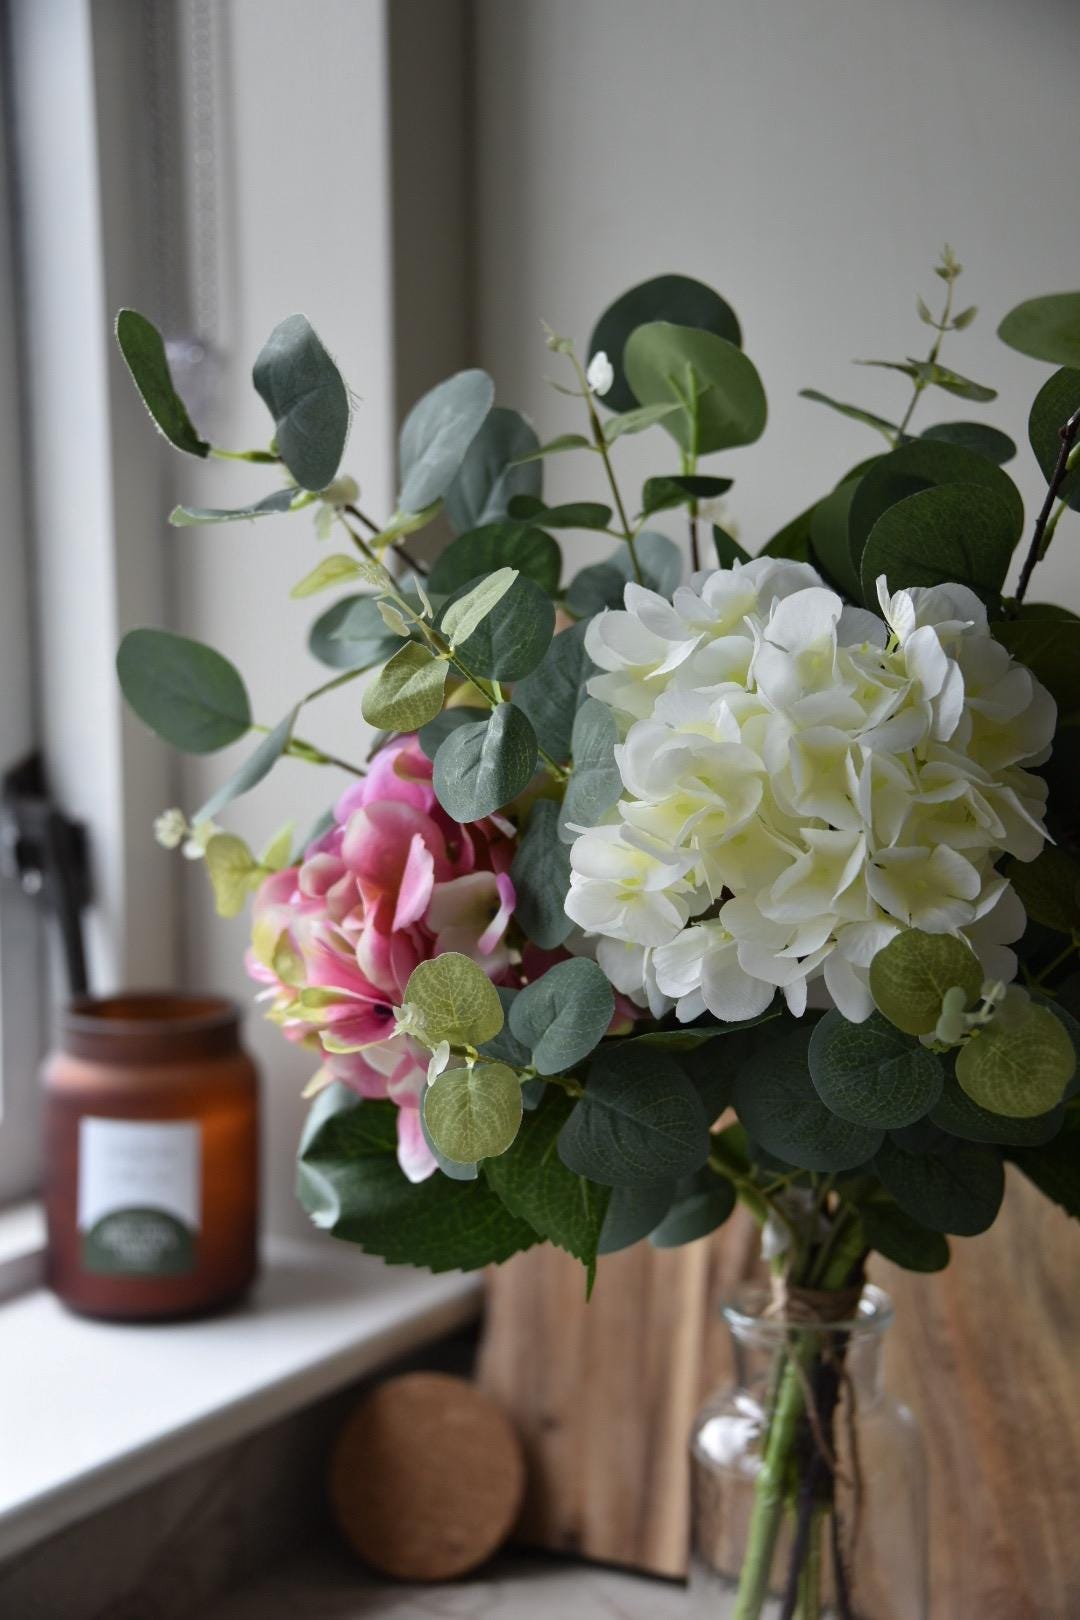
[601,402,682,442]
[649,1167,736,1248]
[712,526,752,567]
[564,531,683,618]
[423,1062,523,1163]
[252,313,350,491]
[732,1024,883,1172]
[509,957,614,1075]
[427,522,561,597]
[204,833,259,918]
[485,1090,611,1273]
[1004,846,1080,935]
[507,498,612,531]
[559,698,621,840]
[512,622,594,763]
[309,595,399,671]
[930,1070,1064,1147]
[361,642,447,731]
[859,1200,950,1272]
[869,929,983,1036]
[624,322,767,455]
[399,369,495,513]
[1008,1112,1080,1221]
[195,708,296,823]
[169,488,299,526]
[589,274,742,415]
[297,1088,538,1271]
[432,703,538,821]
[419,1107,478,1181]
[760,501,816,562]
[860,484,1021,605]
[117,628,251,754]
[558,1043,711,1187]
[798,388,899,438]
[808,478,861,599]
[403,951,505,1047]
[998,293,1080,369]
[510,799,573,949]
[443,405,542,533]
[442,567,518,645]
[641,474,733,517]
[993,617,1080,714]
[808,1010,943,1129]
[1028,368,1080,511]
[290,554,374,599]
[416,705,488,761]
[451,573,555,681]
[874,1136,1004,1235]
[848,438,1023,576]
[955,1005,1074,1118]
[857,357,997,402]
[511,432,593,463]
[920,421,1016,466]
[115,309,210,458]
[478,987,532,1070]
[597,1181,676,1254]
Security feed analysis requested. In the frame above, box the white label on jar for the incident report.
[78,1117,201,1276]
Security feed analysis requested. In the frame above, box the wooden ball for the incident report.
[328,1371,526,1582]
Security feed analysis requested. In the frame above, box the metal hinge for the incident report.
[0,754,91,996]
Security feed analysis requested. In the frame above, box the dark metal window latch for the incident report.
[0,754,91,997]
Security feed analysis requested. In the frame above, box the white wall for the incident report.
[472,0,1080,607]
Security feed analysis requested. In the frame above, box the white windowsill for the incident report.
[0,1235,483,1564]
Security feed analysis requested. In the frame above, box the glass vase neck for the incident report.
[723,1281,892,1405]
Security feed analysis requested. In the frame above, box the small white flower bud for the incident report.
[154,808,187,850]
[586,350,614,397]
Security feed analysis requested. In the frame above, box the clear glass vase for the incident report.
[689,1284,927,1620]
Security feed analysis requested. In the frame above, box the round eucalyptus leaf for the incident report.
[512,622,594,763]
[1028,367,1080,512]
[115,309,210,458]
[432,703,538,822]
[732,1025,883,1173]
[360,642,448,731]
[564,531,684,618]
[417,705,489,761]
[558,698,621,840]
[624,322,767,455]
[195,707,296,823]
[649,1168,736,1248]
[808,478,861,599]
[1004,845,1080,936]
[993,616,1080,714]
[998,292,1080,369]
[589,274,742,415]
[598,1180,676,1254]
[309,595,399,671]
[403,951,505,1047]
[919,421,1016,466]
[510,800,573,950]
[252,313,350,491]
[428,522,561,597]
[452,573,555,681]
[955,1004,1074,1118]
[117,628,251,754]
[420,1106,478,1181]
[808,1010,943,1129]
[423,1062,523,1164]
[868,928,983,1036]
[443,405,542,534]
[860,1200,950,1272]
[930,1071,1064,1147]
[860,484,1021,606]
[874,1135,1004,1235]
[558,1043,711,1188]
[509,957,614,1075]
[398,369,495,514]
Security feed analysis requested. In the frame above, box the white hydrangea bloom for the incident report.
[567,560,1055,1023]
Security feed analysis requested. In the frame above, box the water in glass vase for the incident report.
[689,1285,927,1619]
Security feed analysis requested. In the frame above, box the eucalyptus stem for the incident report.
[566,351,643,583]
[893,271,955,444]
[285,737,366,777]
[345,503,430,578]
[1013,408,1080,607]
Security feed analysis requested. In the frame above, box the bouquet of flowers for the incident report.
[115,252,1080,1617]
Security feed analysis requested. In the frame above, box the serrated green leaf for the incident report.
[558,1043,711,1188]
[252,313,350,491]
[874,1135,1004,1235]
[998,292,1080,369]
[485,1090,611,1271]
[509,957,614,1075]
[361,642,447,731]
[443,405,542,533]
[399,368,495,513]
[423,1062,523,1163]
[732,1024,883,1172]
[117,628,251,754]
[869,929,983,1036]
[115,309,210,458]
[510,799,573,949]
[624,322,767,455]
[403,951,505,1047]
[808,1010,943,1129]
[432,703,538,821]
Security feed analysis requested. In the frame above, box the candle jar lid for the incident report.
[62,992,242,1063]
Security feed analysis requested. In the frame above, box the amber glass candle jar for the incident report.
[43,993,259,1320]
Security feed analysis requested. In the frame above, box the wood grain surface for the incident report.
[478,1170,1080,1617]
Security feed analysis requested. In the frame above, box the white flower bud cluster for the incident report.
[565,558,1055,1024]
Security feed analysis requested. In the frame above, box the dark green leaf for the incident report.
[711,526,752,567]
[432,702,538,821]
[297,1086,538,1270]
[170,488,299,526]
[598,1182,675,1253]
[116,628,251,754]
[641,475,732,517]
[450,573,555,681]
[589,273,742,415]
[874,1136,1004,1235]
[993,618,1080,715]
[809,478,861,599]
[920,421,1016,466]
[478,987,532,1069]
[624,323,767,455]
[1008,1110,1080,1220]
[930,1070,1064,1147]
[252,314,349,491]
[857,358,997,402]
[860,1200,950,1272]
[511,432,592,463]
[427,522,561,597]
[860,484,1020,605]
[417,705,488,761]
[998,293,1080,369]
[1028,368,1080,512]
[1004,846,1080,935]
[732,1024,883,1172]
[808,1010,943,1129]
[510,799,573,949]
[443,405,542,533]
[558,1043,711,1187]
[194,708,296,822]
[398,369,495,514]
[798,388,898,438]
[507,498,612,530]
[115,309,210,458]
[309,594,399,671]
[559,698,621,839]
[649,1167,735,1248]
[512,622,594,763]
[760,501,815,562]
[509,957,614,1075]
[564,530,684,618]
[485,1090,611,1273]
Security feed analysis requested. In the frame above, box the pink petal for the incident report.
[478,871,516,956]
[393,833,436,930]
[396,1104,438,1183]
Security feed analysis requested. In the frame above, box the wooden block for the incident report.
[329,1371,526,1582]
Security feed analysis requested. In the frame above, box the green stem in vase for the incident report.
[732,1353,808,1620]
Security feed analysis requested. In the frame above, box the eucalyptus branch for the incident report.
[893,269,956,444]
[345,503,430,578]
[285,737,366,777]
[1013,408,1080,607]
[561,348,643,583]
